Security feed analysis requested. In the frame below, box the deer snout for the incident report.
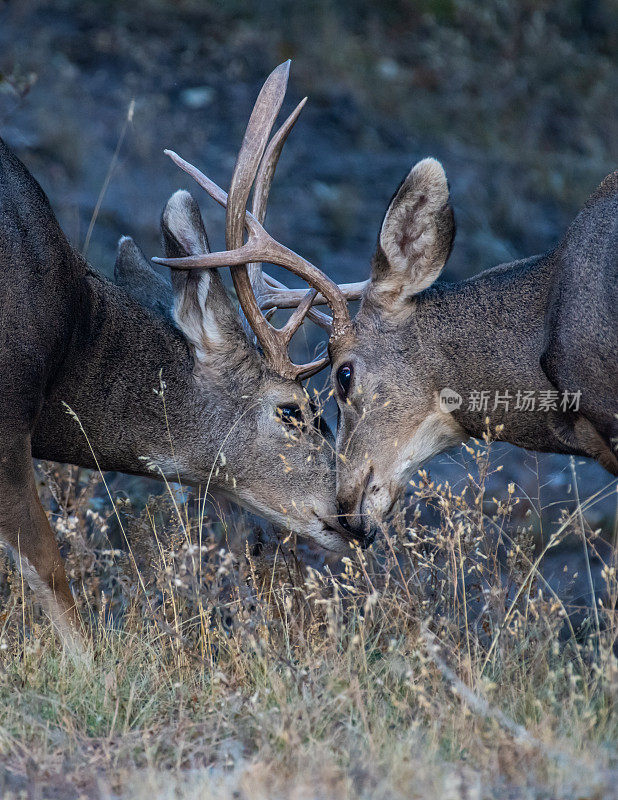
[335,505,377,549]
[337,468,392,543]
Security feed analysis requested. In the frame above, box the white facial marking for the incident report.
[396,408,465,483]
[358,408,464,524]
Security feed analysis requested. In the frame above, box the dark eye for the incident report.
[308,399,334,440]
[336,363,353,399]
[277,404,305,431]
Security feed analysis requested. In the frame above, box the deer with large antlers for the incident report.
[0,62,366,649]
[326,163,618,539]
[158,70,616,542]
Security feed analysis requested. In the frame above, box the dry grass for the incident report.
[0,429,616,799]
[0,3,615,797]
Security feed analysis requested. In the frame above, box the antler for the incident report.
[247,93,334,334]
[153,61,357,380]
[259,275,367,310]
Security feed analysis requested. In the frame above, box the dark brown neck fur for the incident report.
[31,268,200,476]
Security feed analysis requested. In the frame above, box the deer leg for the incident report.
[0,435,83,651]
[573,416,618,476]
[549,412,618,477]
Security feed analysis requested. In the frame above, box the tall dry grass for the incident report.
[0,428,616,799]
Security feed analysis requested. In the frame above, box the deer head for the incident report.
[151,62,363,551]
[328,159,461,536]
[153,189,350,550]
[329,158,618,538]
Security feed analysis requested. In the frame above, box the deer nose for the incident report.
[336,507,376,549]
[336,503,353,532]
[336,501,361,535]
[360,474,395,528]
[337,468,375,536]
[336,500,376,547]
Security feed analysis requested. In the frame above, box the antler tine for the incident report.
[281,288,319,342]
[155,62,354,379]
[162,149,240,220]
[249,95,308,292]
[260,276,368,309]
[249,97,334,332]
[295,355,330,381]
[253,98,306,221]
[224,62,290,376]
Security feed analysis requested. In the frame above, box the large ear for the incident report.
[366,158,454,315]
[161,190,240,363]
[114,236,173,316]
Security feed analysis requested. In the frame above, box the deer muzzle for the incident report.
[336,467,394,543]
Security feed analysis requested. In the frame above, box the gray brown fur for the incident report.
[331,159,617,537]
[0,140,349,644]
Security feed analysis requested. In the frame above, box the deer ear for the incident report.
[114,236,173,316]
[161,189,210,258]
[161,190,236,361]
[367,158,454,315]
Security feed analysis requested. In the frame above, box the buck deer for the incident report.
[154,68,617,543]
[324,161,618,538]
[0,62,364,649]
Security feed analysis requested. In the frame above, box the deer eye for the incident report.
[277,404,305,431]
[336,363,353,399]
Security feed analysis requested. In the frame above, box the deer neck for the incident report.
[31,269,215,481]
[416,253,570,452]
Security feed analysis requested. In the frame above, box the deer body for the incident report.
[330,163,618,536]
[0,63,360,649]
[411,247,615,458]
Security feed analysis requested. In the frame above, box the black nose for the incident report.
[336,502,354,533]
[337,503,376,549]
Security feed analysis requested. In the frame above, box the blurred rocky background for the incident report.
[1,0,616,599]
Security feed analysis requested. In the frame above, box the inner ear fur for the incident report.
[366,158,455,315]
[161,190,246,362]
